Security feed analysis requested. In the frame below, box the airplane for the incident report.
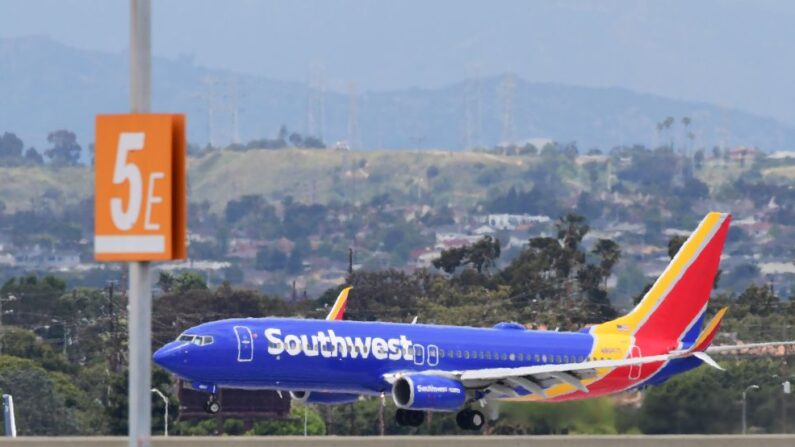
[153,212,795,430]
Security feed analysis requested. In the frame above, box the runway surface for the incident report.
[1,435,795,447]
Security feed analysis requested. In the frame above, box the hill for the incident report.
[2,36,795,153]
[0,148,756,215]
[0,150,544,212]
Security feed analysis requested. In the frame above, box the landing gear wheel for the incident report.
[408,410,425,427]
[396,409,407,426]
[204,396,221,414]
[395,409,425,427]
[456,409,484,431]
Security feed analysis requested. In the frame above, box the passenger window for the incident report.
[479,351,484,359]
[509,353,515,361]
[456,350,462,358]
[556,355,562,363]
[542,354,547,363]
[534,354,540,362]
[501,353,507,360]
[563,355,569,363]
[439,350,445,358]
[485,351,491,359]
[518,353,524,361]
[464,351,470,359]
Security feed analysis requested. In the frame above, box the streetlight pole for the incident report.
[742,384,759,435]
[0,295,17,356]
[151,388,168,437]
[129,2,152,447]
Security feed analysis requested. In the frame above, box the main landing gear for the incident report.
[203,394,221,414]
[456,408,485,431]
[395,409,425,427]
[394,408,484,431]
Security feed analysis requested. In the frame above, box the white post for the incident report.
[129,1,152,447]
[3,394,16,437]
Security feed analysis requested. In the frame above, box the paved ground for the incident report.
[1,435,795,447]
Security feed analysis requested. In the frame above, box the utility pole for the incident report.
[129,1,152,447]
[0,296,4,357]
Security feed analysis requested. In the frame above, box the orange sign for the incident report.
[94,114,186,261]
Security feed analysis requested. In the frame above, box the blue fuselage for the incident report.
[153,317,700,397]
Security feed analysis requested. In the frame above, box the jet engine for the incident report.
[289,391,359,405]
[392,374,467,411]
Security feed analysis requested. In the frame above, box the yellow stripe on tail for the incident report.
[326,286,352,321]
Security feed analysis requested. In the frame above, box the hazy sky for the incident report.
[2,0,794,124]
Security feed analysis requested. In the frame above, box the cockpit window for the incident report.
[177,334,214,346]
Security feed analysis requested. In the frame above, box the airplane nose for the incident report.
[153,343,184,372]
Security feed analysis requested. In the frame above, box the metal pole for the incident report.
[130,1,151,447]
[151,389,168,436]
[378,392,385,436]
[303,406,308,436]
[742,385,759,435]
[742,389,747,435]
[0,297,4,357]
[129,263,152,447]
[130,0,151,114]
[3,395,16,437]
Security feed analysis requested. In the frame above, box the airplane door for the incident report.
[413,344,425,366]
[234,326,254,362]
[628,345,641,380]
[426,345,439,366]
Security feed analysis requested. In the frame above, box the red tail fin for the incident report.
[595,212,731,345]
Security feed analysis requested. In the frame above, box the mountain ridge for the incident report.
[2,36,794,152]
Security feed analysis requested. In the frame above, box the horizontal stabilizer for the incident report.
[693,352,724,371]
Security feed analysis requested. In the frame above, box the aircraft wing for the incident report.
[706,341,795,354]
[455,352,677,396]
[384,352,681,398]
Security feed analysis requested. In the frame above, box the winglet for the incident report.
[326,286,352,321]
[690,307,729,352]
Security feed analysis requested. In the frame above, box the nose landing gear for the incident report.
[203,395,221,414]
[456,408,484,431]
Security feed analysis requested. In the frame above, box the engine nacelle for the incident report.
[392,374,467,411]
[289,391,359,405]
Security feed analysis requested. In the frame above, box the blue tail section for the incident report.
[680,310,706,349]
